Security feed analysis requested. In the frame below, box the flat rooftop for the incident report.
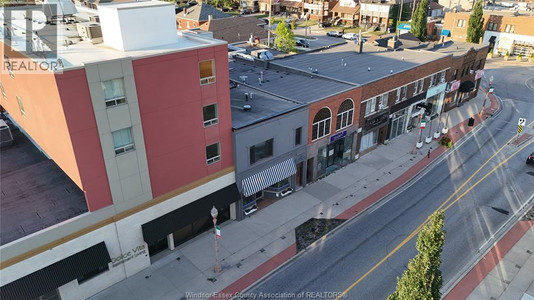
[0,3,225,71]
[272,43,450,85]
[427,41,489,56]
[230,84,305,129]
[0,116,88,246]
[228,60,354,104]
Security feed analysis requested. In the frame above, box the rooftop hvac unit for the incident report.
[0,119,14,148]
[89,15,100,23]
[76,22,103,43]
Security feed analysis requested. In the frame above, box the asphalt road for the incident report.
[241,62,534,299]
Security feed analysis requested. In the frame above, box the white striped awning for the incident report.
[242,158,297,197]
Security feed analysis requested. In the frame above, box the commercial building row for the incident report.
[0,1,487,299]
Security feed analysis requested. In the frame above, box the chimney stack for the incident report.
[208,14,213,21]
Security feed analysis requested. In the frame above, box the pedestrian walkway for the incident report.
[89,92,496,300]
[445,219,534,300]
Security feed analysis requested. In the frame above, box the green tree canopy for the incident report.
[387,210,446,300]
[467,0,484,43]
[410,0,428,41]
[274,22,295,53]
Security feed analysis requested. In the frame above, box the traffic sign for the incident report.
[489,87,494,94]
[421,120,426,129]
[518,125,523,134]
[518,118,526,126]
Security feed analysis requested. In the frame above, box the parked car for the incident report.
[327,30,343,37]
[295,38,310,48]
[527,152,534,165]
[342,32,357,40]
[318,21,332,28]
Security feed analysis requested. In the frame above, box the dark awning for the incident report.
[459,80,475,92]
[142,184,239,245]
[242,158,296,197]
[0,242,111,300]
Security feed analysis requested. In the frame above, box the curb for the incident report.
[210,91,501,300]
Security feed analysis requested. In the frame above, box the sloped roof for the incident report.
[331,1,360,14]
[176,2,231,22]
[429,1,444,10]
[200,16,268,44]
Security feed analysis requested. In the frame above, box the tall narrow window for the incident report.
[101,79,126,107]
[16,96,25,116]
[440,71,446,83]
[419,79,424,93]
[249,139,273,164]
[206,142,221,164]
[112,128,135,155]
[413,81,419,95]
[429,74,435,87]
[401,85,407,99]
[396,88,401,102]
[199,60,216,85]
[365,97,376,115]
[295,127,302,146]
[379,93,388,109]
[312,108,331,141]
[202,104,218,127]
[336,99,354,130]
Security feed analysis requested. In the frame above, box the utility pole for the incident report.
[268,0,272,47]
[397,0,404,36]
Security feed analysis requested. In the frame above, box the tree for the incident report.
[387,210,446,300]
[274,22,296,52]
[467,0,484,43]
[410,0,428,41]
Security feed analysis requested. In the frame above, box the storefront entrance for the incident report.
[326,138,344,167]
[390,107,408,140]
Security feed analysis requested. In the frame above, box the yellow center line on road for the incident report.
[335,136,534,300]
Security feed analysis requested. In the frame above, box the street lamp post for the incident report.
[210,206,222,273]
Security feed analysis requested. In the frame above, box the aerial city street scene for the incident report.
[0,0,533,298]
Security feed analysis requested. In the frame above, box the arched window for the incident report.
[336,99,354,130]
[312,107,331,141]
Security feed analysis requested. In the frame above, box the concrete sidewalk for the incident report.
[89,93,494,300]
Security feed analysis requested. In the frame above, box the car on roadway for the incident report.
[326,30,343,37]
[342,32,358,40]
[527,152,534,165]
[295,38,310,48]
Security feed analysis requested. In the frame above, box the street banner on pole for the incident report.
[216,226,221,239]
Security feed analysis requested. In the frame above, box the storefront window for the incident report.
[317,146,327,177]
[266,178,290,192]
[360,129,378,151]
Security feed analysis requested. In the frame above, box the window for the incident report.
[4,55,14,78]
[249,138,273,164]
[395,88,401,102]
[112,128,135,155]
[202,104,218,127]
[77,264,109,284]
[199,60,216,85]
[295,127,302,146]
[457,19,466,27]
[418,79,424,93]
[336,99,354,130]
[365,97,376,115]
[429,74,436,87]
[0,81,6,99]
[413,81,418,95]
[312,108,331,141]
[477,60,482,70]
[440,71,446,83]
[378,93,388,109]
[16,96,25,116]
[504,24,514,33]
[206,142,221,164]
[453,69,458,80]
[401,85,407,99]
[487,22,498,31]
[101,79,126,108]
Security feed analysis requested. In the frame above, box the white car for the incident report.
[342,33,357,40]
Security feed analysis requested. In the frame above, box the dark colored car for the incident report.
[296,38,310,48]
[527,152,534,165]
